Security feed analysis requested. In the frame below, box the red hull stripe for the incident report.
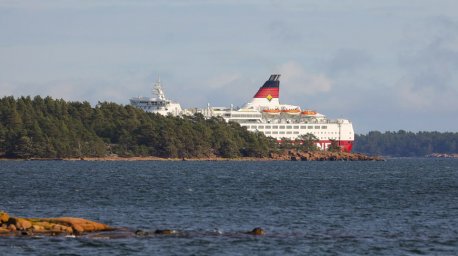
[276,140,354,152]
[254,88,279,98]
[315,140,353,153]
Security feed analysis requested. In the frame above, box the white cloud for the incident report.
[205,73,241,89]
[395,16,458,111]
[325,49,372,75]
[277,61,332,96]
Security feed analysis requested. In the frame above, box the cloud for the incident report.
[268,20,304,45]
[205,73,241,89]
[325,48,372,75]
[277,61,332,98]
[396,16,458,110]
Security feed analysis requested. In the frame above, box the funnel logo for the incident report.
[266,94,273,101]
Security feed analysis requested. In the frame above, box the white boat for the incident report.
[129,79,183,116]
[130,75,355,152]
[201,75,355,152]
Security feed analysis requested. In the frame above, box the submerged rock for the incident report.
[135,229,149,236]
[246,227,265,235]
[154,229,177,235]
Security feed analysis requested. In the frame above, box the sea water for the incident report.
[0,159,457,255]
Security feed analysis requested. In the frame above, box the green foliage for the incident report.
[296,133,320,151]
[327,139,341,152]
[0,96,275,159]
[354,130,458,156]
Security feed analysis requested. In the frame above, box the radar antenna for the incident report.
[153,78,166,100]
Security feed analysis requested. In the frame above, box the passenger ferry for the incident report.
[201,75,354,152]
[130,75,354,152]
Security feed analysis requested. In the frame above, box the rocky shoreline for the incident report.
[0,151,383,161]
[426,153,458,158]
[0,212,112,236]
[270,150,384,161]
[0,211,266,238]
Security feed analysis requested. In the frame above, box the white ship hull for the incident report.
[131,74,355,152]
[202,75,355,152]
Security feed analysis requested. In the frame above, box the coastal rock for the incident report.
[13,218,32,230]
[246,227,265,235]
[426,153,458,158]
[269,150,383,161]
[36,217,112,233]
[135,229,149,236]
[0,212,112,236]
[154,229,177,235]
[32,225,44,232]
[0,212,9,223]
[20,230,33,236]
[8,224,16,231]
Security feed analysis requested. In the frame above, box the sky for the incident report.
[1,0,458,133]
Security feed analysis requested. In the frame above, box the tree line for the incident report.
[354,130,458,156]
[3,96,454,159]
[0,96,279,159]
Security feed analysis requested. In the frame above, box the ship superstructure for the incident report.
[130,75,355,152]
[202,74,354,152]
[129,79,183,116]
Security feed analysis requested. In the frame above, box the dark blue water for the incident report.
[0,159,457,255]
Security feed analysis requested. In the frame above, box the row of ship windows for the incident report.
[243,125,328,129]
[262,131,343,140]
[139,102,166,106]
[264,132,349,140]
[262,131,341,136]
[264,131,300,135]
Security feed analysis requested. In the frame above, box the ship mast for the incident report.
[152,78,166,101]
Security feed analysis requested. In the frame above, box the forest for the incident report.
[0,96,278,159]
[354,131,458,157]
[1,96,456,159]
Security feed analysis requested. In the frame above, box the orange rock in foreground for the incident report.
[36,217,112,233]
[0,212,112,236]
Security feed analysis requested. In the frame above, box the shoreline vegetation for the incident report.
[1,96,456,160]
[0,96,380,161]
[0,150,383,161]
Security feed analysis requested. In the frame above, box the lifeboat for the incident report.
[281,109,301,115]
[262,109,281,115]
[301,110,317,116]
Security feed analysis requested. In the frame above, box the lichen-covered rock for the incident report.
[50,224,69,232]
[0,212,9,223]
[0,214,112,236]
[8,224,16,231]
[36,217,112,233]
[270,149,383,161]
[32,225,44,232]
[13,218,32,230]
